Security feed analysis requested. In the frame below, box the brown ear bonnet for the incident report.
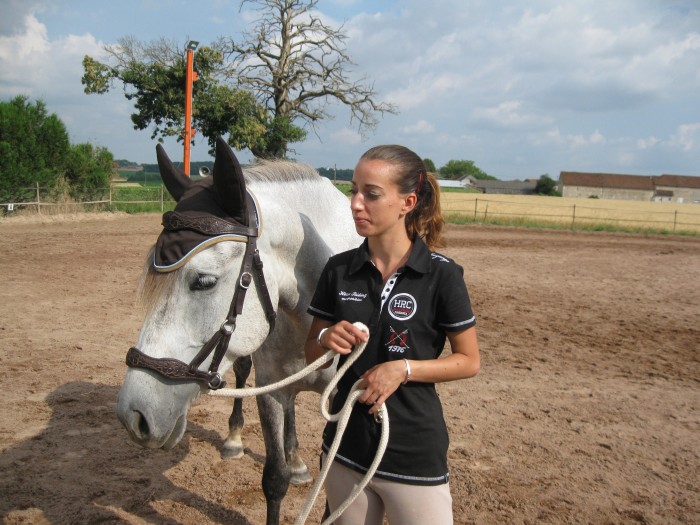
[153,137,261,272]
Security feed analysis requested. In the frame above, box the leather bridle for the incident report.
[124,194,276,390]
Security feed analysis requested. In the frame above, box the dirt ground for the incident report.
[0,212,698,525]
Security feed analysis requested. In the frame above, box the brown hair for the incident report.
[359,145,445,250]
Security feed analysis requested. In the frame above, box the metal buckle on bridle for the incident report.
[239,271,252,289]
[208,372,225,390]
[220,321,235,336]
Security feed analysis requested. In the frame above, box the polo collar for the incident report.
[349,237,432,276]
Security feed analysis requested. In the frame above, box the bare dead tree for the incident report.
[219,0,397,155]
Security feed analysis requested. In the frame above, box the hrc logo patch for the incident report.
[388,293,417,321]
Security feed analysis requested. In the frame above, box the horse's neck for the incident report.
[253,179,357,251]
[252,180,358,314]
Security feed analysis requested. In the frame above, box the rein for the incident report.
[125,193,277,389]
[209,322,389,525]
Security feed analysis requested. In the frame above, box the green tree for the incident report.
[82,0,396,159]
[0,96,115,201]
[439,159,495,180]
[65,143,115,196]
[423,158,436,172]
[535,174,560,196]
[0,96,70,198]
[82,39,274,156]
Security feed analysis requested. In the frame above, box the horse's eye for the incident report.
[191,274,218,291]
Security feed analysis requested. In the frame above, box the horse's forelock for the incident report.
[139,248,180,316]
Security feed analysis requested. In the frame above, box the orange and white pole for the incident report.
[183,41,198,176]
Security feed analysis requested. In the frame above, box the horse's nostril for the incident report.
[136,410,150,438]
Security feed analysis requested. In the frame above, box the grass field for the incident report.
[441,193,700,234]
[7,183,699,235]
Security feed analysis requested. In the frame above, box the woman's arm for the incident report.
[359,326,480,415]
[409,326,480,382]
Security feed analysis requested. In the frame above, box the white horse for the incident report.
[116,138,359,525]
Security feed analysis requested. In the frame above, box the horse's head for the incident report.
[116,138,277,449]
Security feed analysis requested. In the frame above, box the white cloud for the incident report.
[472,100,552,130]
[0,14,102,96]
[331,127,363,145]
[537,127,607,149]
[2,0,699,177]
[385,72,468,110]
[400,119,434,135]
[671,123,700,151]
[637,136,659,150]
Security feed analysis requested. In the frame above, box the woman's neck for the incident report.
[368,234,413,282]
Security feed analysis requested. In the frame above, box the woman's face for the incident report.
[350,159,416,239]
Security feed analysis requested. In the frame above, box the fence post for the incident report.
[484,203,488,222]
[36,182,41,215]
[474,198,478,220]
[673,210,677,232]
[161,184,164,212]
[571,204,576,230]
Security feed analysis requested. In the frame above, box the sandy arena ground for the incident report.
[0,213,698,524]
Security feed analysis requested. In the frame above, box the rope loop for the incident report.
[208,322,389,524]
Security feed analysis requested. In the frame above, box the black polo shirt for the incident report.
[308,237,476,485]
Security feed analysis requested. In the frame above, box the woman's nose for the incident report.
[350,193,363,210]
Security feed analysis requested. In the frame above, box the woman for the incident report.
[304,145,480,524]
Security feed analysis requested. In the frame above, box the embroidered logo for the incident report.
[386,327,410,354]
[431,253,450,263]
[388,293,417,321]
[338,290,368,302]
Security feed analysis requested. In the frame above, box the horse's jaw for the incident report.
[116,368,200,449]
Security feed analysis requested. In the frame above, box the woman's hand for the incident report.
[319,320,369,355]
[358,360,408,416]
[305,318,369,366]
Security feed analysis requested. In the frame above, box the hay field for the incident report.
[441,193,700,233]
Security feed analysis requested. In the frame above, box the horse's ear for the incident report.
[156,144,193,201]
[213,137,248,224]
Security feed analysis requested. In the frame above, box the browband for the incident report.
[162,211,258,238]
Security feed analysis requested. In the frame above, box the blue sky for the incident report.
[1,0,699,180]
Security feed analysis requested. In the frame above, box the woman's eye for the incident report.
[366,192,381,200]
[191,274,218,291]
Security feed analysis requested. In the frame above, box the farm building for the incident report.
[464,176,538,195]
[559,172,700,203]
[437,179,469,189]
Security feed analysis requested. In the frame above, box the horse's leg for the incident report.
[285,394,313,485]
[221,355,252,459]
[257,391,290,525]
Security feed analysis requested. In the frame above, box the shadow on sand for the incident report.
[0,381,254,524]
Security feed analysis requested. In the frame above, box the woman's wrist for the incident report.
[402,358,411,384]
[317,327,330,350]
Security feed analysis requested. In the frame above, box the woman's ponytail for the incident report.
[406,170,445,250]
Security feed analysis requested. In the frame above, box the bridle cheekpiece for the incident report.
[125,192,276,389]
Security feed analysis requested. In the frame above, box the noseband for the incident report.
[125,194,276,390]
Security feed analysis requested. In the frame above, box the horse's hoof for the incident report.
[290,469,313,485]
[221,446,245,459]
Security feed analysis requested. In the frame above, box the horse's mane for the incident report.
[243,159,320,183]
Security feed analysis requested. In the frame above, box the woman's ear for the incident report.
[401,193,418,215]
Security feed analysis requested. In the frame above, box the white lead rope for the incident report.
[208,322,389,525]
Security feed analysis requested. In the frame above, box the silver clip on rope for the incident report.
[208,322,389,525]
